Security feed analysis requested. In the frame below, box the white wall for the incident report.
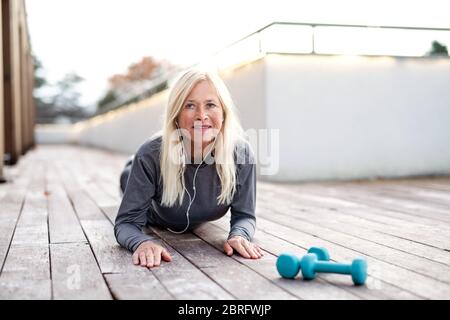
[265,54,450,181]
[35,53,450,182]
[221,60,268,177]
[74,91,168,155]
[35,124,76,144]
[221,59,267,131]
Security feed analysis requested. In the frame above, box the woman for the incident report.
[114,68,263,269]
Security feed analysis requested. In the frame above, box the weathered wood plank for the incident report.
[0,162,51,299]
[5,145,449,300]
[304,183,450,223]
[50,242,112,300]
[46,162,86,243]
[10,165,48,247]
[82,220,235,299]
[254,207,450,299]
[97,180,122,201]
[48,183,87,244]
[150,226,297,300]
[79,222,176,299]
[73,151,123,204]
[100,205,119,225]
[257,198,450,286]
[59,160,233,300]
[71,169,236,300]
[258,182,450,228]
[354,182,450,210]
[258,182,450,250]
[76,172,118,208]
[257,185,450,262]
[264,180,450,224]
[69,149,298,297]
[0,187,27,273]
[406,180,450,193]
[80,219,149,274]
[0,245,51,299]
[0,160,37,276]
[104,273,173,300]
[209,217,421,300]
[284,204,450,265]
[372,183,450,207]
[193,222,362,300]
[56,158,180,299]
[0,188,6,200]
[142,232,236,300]
[56,163,109,221]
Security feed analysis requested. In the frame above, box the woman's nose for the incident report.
[195,107,208,120]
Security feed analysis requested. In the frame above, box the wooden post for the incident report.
[18,0,33,154]
[1,0,32,166]
[28,47,35,149]
[0,0,34,168]
[0,0,4,182]
[19,25,27,154]
[2,0,16,164]
[11,0,23,159]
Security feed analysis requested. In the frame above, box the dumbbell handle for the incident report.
[314,261,352,274]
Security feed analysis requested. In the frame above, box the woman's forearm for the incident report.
[114,221,155,252]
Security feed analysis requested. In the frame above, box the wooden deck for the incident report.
[0,145,449,300]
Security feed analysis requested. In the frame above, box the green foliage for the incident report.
[33,55,47,89]
[427,40,449,56]
[33,55,88,124]
[97,90,118,111]
[52,72,84,111]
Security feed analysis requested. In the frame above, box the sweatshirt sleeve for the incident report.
[228,143,257,242]
[114,154,157,253]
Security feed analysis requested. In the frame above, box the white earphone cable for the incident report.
[167,130,218,234]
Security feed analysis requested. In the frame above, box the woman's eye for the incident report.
[207,103,216,108]
[185,104,194,109]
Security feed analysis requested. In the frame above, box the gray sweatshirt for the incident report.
[114,135,257,253]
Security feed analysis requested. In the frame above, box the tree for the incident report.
[96,56,177,113]
[426,40,449,56]
[33,55,88,124]
[33,55,54,124]
[127,56,159,82]
[33,55,47,89]
[97,90,117,110]
[52,72,84,112]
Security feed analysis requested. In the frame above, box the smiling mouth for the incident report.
[193,126,212,129]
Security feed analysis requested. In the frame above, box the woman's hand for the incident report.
[223,236,264,259]
[133,241,172,268]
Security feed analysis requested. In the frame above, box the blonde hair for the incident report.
[160,68,246,207]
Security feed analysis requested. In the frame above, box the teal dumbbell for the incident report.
[276,247,330,279]
[301,253,368,285]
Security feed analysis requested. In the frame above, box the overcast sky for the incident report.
[25,0,450,108]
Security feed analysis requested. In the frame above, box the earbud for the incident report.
[175,121,184,142]
[175,120,186,168]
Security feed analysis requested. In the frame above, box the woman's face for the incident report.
[177,80,224,153]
